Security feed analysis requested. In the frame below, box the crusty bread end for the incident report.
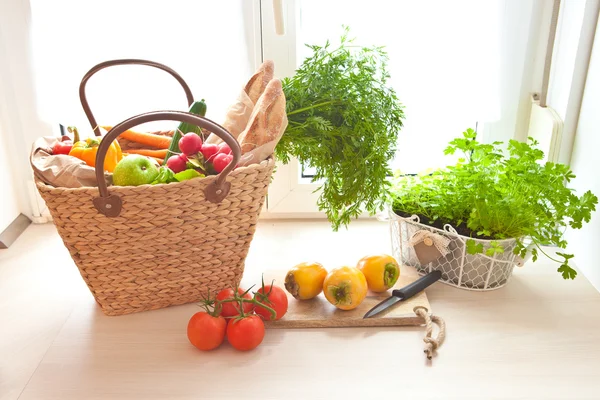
[244,60,275,104]
[238,78,286,153]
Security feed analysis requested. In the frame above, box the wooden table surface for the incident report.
[2,221,600,400]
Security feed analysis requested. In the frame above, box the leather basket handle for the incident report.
[79,59,194,137]
[93,111,241,217]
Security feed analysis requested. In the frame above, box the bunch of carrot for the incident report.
[101,126,172,165]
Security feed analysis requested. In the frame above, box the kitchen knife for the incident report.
[363,270,442,319]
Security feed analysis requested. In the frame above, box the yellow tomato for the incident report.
[357,254,400,293]
[284,262,327,300]
[323,266,368,310]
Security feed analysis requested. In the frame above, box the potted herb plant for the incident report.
[389,128,598,290]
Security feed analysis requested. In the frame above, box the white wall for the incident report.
[567,16,600,291]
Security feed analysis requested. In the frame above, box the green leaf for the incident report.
[558,264,577,279]
[174,169,204,182]
[466,239,484,255]
[555,252,574,260]
[151,166,178,185]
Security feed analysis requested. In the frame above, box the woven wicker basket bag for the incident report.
[35,60,275,316]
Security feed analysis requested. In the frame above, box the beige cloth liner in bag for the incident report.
[30,136,112,188]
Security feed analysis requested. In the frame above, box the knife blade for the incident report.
[363,270,442,319]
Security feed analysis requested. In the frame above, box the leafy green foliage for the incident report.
[466,239,483,255]
[486,241,505,257]
[276,28,405,230]
[391,129,598,279]
[151,166,177,184]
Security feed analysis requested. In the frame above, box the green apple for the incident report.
[112,155,159,186]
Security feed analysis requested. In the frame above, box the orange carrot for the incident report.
[150,156,164,166]
[101,126,171,149]
[124,148,168,158]
[122,153,164,166]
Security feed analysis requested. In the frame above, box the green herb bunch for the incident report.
[391,128,598,279]
[277,28,405,230]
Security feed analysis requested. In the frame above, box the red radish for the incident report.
[201,143,219,162]
[178,132,203,156]
[218,143,232,155]
[166,154,188,173]
[213,153,233,173]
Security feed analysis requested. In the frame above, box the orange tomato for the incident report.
[284,262,327,300]
[357,254,400,292]
[323,266,368,310]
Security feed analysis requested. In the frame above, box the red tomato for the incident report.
[216,288,254,318]
[187,312,226,351]
[254,285,288,321]
[226,315,265,351]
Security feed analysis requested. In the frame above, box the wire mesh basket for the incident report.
[389,211,524,291]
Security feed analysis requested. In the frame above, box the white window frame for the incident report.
[259,0,552,218]
[1,0,576,222]
[259,0,324,217]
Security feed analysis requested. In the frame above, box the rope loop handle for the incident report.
[414,306,446,360]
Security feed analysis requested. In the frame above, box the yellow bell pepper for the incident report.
[68,129,122,173]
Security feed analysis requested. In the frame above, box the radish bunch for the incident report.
[166,132,234,174]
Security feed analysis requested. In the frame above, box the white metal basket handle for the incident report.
[377,207,421,223]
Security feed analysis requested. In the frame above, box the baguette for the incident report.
[205,60,275,145]
[237,78,287,154]
[244,60,275,104]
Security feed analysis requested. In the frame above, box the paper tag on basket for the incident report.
[412,242,445,265]
[409,230,451,265]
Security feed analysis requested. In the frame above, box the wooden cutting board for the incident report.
[261,272,431,329]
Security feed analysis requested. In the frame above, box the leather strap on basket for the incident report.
[93,111,241,217]
[79,59,194,137]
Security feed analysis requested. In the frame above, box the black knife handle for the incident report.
[392,270,442,300]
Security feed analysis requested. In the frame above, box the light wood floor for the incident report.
[2,221,600,400]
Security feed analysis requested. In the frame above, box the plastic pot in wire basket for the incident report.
[387,210,527,291]
[34,60,275,316]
